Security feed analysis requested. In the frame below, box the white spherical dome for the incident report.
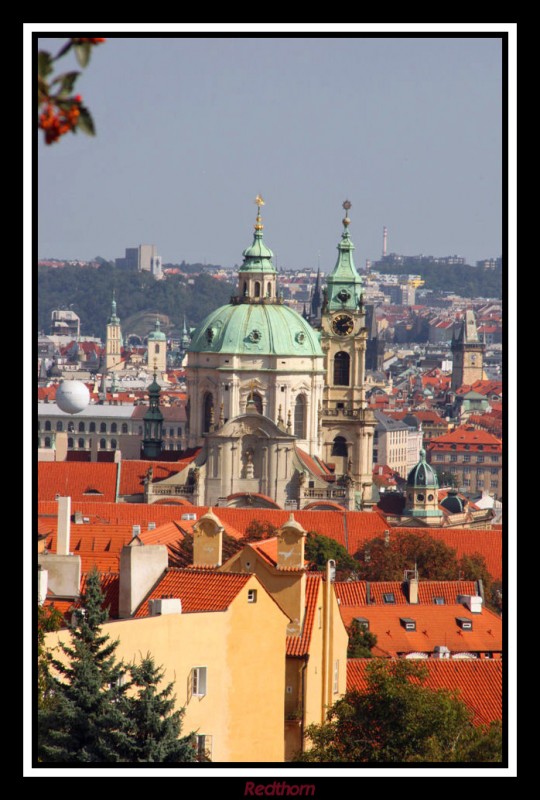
[56,380,90,414]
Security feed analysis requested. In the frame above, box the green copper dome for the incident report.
[148,318,166,342]
[406,449,439,489]
[189,302,323,357]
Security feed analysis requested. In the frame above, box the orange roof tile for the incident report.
[119,459,194,496]
[429,425,502,450]
[347,658,502,726]
[335,580,478,607]
[286,574,321,657]
[339,604,502,656]
[134,568,252,617]
[38,500,194,526]
[38,462,119,503]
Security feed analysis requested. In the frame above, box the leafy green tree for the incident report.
[305,531,359,579]
[38,568,132,762]
[346,620,378,658]
[436,470,459,488]
[295,659,502,763]
[240,519,278,543]
[124,655,195,763]
[354,530,490,582]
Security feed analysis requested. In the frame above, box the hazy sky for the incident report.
[37,33,503,270]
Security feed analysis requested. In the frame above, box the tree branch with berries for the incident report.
[38,38,105,145]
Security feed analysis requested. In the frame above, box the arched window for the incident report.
[252,392,263,414]
[68,437,74,448]
[333,352,350,386]
[68,422,75,432]
[111,422,117,433]
[203,392,214,433]
[78,421,85,432]
[44,420,51,431]
[89,422,96,433]
[44,437,51,448]
[155,344,160,354]
[121,423,128,434]
[267,282,272,297]
[243,281,247,296]
[37,421,41,431]
[331,436,348,457]
[294,394,306,438]
[254,281,261,298]
[111,439,117,449]
[78,438,85,449]
[100,422,107,433]
[99,438,106,449]
[56,421,63,432]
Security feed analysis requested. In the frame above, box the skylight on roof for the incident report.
[433,597,445,605]
[383,592,395,604]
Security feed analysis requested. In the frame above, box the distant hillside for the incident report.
[37,262,235,339]
[371,259,503,299]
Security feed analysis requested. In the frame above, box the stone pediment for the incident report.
[210,412,295,442]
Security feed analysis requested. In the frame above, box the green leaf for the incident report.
[77,106,96,137]
[73,43,92,68]
[53,71,81,98]
[38,51,53,79]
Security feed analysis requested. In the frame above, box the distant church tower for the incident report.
[147,317,167,374]
[141,365,164,459]
[451,310,485,391]
[319,201,376,508]
[105,291,122,370]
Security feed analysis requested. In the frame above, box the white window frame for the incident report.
[196,734,212,761]
[192,666,207,697]
[247,589,257,603]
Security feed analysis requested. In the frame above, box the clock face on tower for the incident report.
[332,314,354,337]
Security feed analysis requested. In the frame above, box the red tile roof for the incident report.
[134,568,252,617]
[429,425,502,452]
[45,571,120,620]
[42,523,135,573]
[346,659,502,726]
[335,580,478,607]
[286,574,321,657]
[339,604,502,656]
[119,459,195,496]
[38,500,195,526]
[38,462,119,503]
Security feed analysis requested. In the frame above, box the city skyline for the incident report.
[37,33,504,269]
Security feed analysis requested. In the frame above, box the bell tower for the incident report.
[451,310,485,391]
[320,201,376,508]
[105,291,122,370]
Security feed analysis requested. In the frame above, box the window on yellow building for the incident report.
[248,589,257,603]
[195,734,212,762]
[192,666,207,697]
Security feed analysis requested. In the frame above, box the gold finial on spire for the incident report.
[342,199,352,228]
[254,194,265,231]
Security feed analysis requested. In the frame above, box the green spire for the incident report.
[142,361,163,459]
[109,290,120,324]
[326,200,363,312]
[239,195,276,274]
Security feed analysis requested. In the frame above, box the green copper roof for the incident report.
[406,449,439,489]
[326,205,363,312]
[239,228,276,273]
[108,291,120,324]
[148,318,166,341]
[189,302,323,357]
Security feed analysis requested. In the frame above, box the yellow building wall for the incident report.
[46,576,287,763]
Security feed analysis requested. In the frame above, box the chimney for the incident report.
[119,542,169,618]
[38,566,48,605]
[192,509,223,568]
[277,514,307,570]
[57,496,71,555]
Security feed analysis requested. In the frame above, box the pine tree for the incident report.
[125,655,195,763]
[38,568,131,763]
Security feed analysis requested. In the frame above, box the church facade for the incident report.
[150,199,375,510]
